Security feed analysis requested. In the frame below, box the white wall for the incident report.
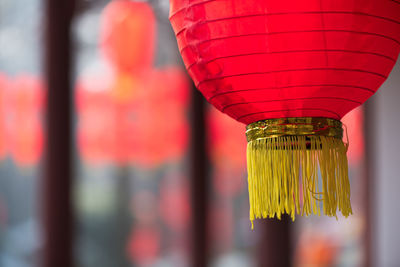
[374,61,400,267]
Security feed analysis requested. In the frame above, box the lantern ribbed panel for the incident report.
[170,0,400,124]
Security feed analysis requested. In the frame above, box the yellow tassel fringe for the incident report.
[247,135,352,229]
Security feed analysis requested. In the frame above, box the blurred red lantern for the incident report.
[342,107,364,165]
[0,74,8,160]
[170,0,400,225]
[76,72,115,164]
[127,225,161,265]
[159,174,190,231]
[100,0,156,71]
[128,67,189,167]
[7,75,45,166]
[208,107,246,197]
[108,71,143,164]
[76,67,189,166]
[108,68,189,166]
[208,106,247,170]
[296,233,338,266]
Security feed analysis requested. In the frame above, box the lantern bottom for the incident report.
[246,118,352,229]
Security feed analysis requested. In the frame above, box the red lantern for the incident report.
[170,1,400,226]
[7,75,45,166]
[159,174,191,231]
[76,67,189,166]
[207,106,247,197]
[100,0,156,71]
[108,68,189,166]
[127,225,161,265]
[76,71,115,164]
[0,74,8,160]
[109,71,144,164]
[133,67,189,166]
[76,68,141,164]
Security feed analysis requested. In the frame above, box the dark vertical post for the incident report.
[190,87,209,267]
[44,1,75,267]
[113,167,132,267]
[257,216,292,267]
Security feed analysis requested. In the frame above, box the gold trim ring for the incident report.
[246,117,343,142]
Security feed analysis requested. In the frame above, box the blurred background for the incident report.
[0,0,399,266]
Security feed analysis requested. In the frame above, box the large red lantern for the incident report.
[100,0,156,72]
[170,0,400,227]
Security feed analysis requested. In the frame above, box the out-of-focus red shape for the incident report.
[129,67,189,167]
[159,174,190,231]
[109,71,144,165]
[127,225,161,265]
[296,233,338,267]
[208,107,246,197]
[109,68,189,166]
[7,75,45,166]
[76,72,115,164]
[76,67,189,166]
[170,0,400,124]
[100,0,156,72]
[342,106,364,165]
[0,74,8,160]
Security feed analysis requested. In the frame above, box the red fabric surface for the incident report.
[170,0,400,124]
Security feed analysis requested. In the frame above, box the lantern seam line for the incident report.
[208,84,374,102]
[236,108,341,121]
[196,68,387,88]
[220,97,362,112]
[186,50,396,70]
[179,30,400,54]
[174,11,400,36]
[390,0,400,4]
[169,0,216,19]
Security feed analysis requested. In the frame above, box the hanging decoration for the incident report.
[7,75,45,166]
[169,0,400,227]
[0,74,8,160]
[207,107,247,197]
[100,0,156,72]
[76,72,115,164]
[76,67,189,166]
[159,173,191,231]
[77,0,189,167]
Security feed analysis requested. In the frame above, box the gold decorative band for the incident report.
[246,117,343,142]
